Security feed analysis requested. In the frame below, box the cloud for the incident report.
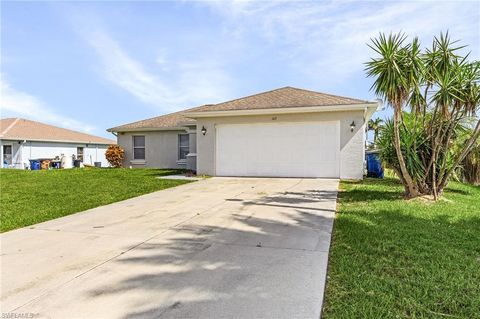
[86,30,183,110]
[68,10,233,112]
[0,76,96,133]
[203,1,480,88]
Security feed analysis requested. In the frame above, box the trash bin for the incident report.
[29,160,41,170]
[366,152,384,178]
[61,155,73,169]
[51,161,61,169]
[94,162,102,168]
[74,160,82,168]
[41,159,51,170]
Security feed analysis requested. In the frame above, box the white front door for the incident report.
[215,121,340,178]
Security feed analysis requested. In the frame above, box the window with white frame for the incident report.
[178,134,189,161]
[3,145,12,165]
[133,136,145,160]
[77,147,84,162]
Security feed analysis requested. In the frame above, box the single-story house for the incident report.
[0,118,115,169]
[108,87,379,179]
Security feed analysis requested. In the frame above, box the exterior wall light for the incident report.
[350,121,356,132]
[201,126,207,136]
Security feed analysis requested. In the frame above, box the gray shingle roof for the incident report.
[107,105,210,132]
[0,118,116,144]
[187,86,368,113]
[108,87,369,132]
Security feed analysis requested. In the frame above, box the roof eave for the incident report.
[0,137,115,145]
[364,100,383,122]
[107,126,190,133]
[186,103,379,118]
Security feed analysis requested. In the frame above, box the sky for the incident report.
[1,0,479,139]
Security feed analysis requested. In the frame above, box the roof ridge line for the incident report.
[1,117,20,136]
[290,87,368,103]
[199,86,291,109]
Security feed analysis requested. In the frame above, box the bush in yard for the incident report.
[105,145,125,168]
[458,128,480,185]
[377,113,431,183]
[462,146,480,185]
[366,32,480,199]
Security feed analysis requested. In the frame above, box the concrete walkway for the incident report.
[1,177,339,319]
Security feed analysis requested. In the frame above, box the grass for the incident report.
[0,168,192,233]
[323,178,480,319]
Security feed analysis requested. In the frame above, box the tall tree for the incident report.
[366,33,421,198]
[366,32,480,199]
[368,118,384,144]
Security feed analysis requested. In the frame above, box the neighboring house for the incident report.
[0,118,115,169]
[108,87,379,179]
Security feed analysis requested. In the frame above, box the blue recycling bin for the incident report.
[29,160,41,170]
[366,153,384,178]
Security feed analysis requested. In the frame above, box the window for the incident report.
[3,145,12,165]
[178,134,189,161]
[133,136,145,160]
[77,147,84,162]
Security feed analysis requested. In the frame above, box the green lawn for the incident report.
[0,168,191,233]
[323,178,480,319]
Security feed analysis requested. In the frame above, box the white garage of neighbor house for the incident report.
[1,118,115,169]
[108,87,379,179]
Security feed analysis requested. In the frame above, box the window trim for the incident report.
[76,146,84,162]
[177,134,189,162]
[132,135,146,160]
[2,144,13,166]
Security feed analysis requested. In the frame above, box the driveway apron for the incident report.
[1,177,339,319]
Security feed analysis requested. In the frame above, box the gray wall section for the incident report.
[186,128,197,171]
[117,130,188,169]
[195,110,365,179]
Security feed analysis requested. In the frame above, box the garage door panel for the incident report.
[216,122,340,178]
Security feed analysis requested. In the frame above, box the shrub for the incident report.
[377,113,431,183]
[105,145,125,168]
[462,144,480,185]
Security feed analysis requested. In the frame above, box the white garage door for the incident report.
[215,121,340,178]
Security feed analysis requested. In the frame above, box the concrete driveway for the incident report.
[1,177,338,319]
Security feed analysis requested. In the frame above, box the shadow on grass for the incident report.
[340,178,477,202]
[342,177,402,187]
[338,188,402,203]
[443,186,474,196]
[339,177,403,203]
[141,169,187,177]
[323,205,480,318]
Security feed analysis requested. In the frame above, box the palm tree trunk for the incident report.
[393,107,419,198]
[432,158,438,200]
[438,120,480,191]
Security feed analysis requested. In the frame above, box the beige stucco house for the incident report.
[107,87,379,179]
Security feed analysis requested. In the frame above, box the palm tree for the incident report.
[368,118,383,145]
[366,32,480,199]
[365,33,421,198]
